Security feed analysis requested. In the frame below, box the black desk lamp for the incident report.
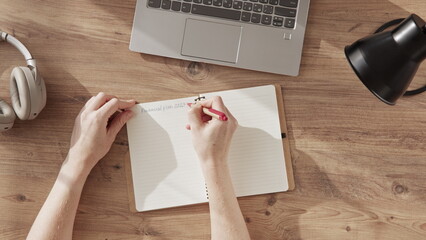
[345,14,426,105]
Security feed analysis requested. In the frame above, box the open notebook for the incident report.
[126,85,294,212]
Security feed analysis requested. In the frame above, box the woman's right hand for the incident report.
[187,96,238,167]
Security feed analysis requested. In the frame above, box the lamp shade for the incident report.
[345,14,426,105]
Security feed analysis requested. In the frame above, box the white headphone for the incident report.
[0,31,46,132]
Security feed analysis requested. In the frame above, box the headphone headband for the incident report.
[0,31,36,68]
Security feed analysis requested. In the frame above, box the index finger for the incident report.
[99,98,136,118]
[198,96,227,113]
[87,92,116,110]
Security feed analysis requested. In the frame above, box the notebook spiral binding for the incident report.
[205,183,209,200]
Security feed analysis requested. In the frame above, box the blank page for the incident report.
[127,97,207,212]
[203,85,289,197]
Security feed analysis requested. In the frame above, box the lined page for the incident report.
[127,85,288,212]
[127,97,207,212]
[203,85,288,196]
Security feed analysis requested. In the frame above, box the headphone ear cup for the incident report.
[30,67,47,117]
[0,99,16,131]
[10,67,31,120]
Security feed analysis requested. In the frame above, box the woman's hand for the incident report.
[66,92,135,173]
[187,96,238,167]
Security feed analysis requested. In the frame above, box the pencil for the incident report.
[187,103,228,121]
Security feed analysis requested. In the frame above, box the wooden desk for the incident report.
[1,0,425,239]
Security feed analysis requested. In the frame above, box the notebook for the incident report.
[125,85,294,212]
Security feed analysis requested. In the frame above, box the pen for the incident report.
[187,103,228,121]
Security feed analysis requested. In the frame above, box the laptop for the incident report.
[129,0,310,76]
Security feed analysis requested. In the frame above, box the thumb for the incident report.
[187,103,203,130]
[108,110,134,136]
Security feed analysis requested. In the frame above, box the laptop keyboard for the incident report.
[147,0,298,28]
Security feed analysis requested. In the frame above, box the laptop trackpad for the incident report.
[181,19,242,63]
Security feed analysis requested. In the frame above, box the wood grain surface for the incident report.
[0,0,425,239]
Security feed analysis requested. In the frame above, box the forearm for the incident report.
[27,157,90,240]
[202,161,251,240]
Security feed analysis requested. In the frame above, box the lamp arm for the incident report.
[374,18,405,34]
[404,86,426,96]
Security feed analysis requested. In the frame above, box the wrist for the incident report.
[201,160,234,188]
[200,159,229,173]
[60,154,92,183]
[56,161,88,195]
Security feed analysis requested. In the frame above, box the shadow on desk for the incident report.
[0,63,93,236]
[302,0,410,55]
[241,150,342,239]
[0,62,92,150]
[242,150,357,240]
[125,0,413,96]
[240,141,418,240]
[89,0,136,27]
